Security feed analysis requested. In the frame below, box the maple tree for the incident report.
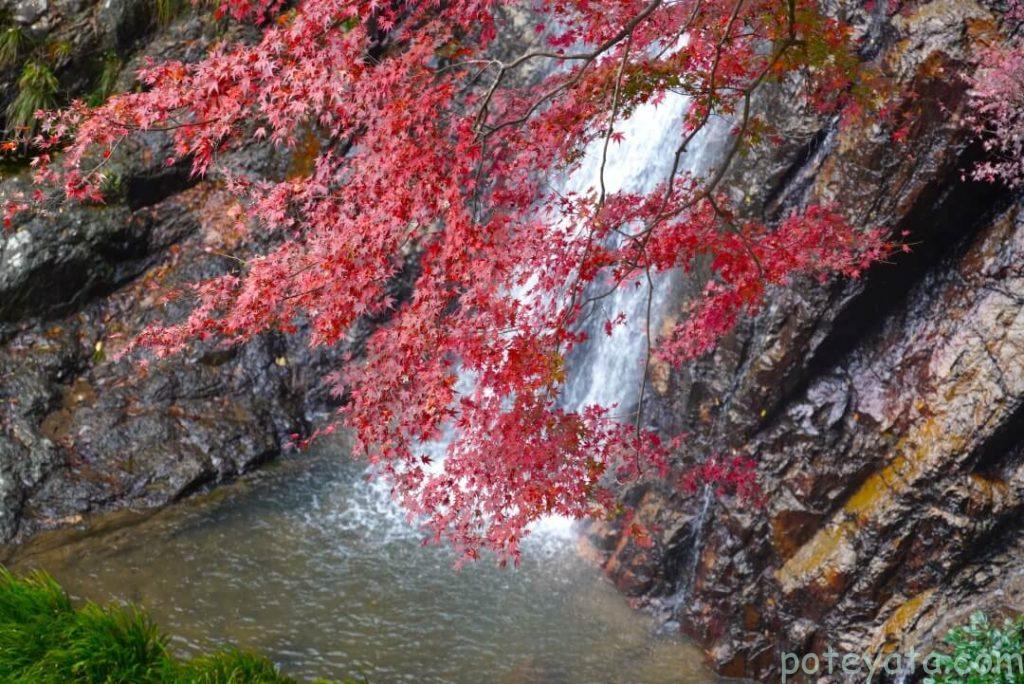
[11,0,899,562]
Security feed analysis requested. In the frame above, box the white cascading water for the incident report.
[559,92,721,414]
[535,91,726,540]
[355,84,727,550]
[668,483,713,608]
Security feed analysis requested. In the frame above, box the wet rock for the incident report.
[0,204,141,323]
[0,0,354,543]
[0,417,60,541]
[10,0,48,25]
[0,149,362,542]
[594,0,1024,679]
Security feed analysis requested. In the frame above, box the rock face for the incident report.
[593,0,1024,680]
[0,6,352,544]
[0,158,351,544]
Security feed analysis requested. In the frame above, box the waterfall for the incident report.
[356,76,727,550]
[534,93,725,542]
[669,484,713,609]
[892,657,915,684]
[559,92,722,415]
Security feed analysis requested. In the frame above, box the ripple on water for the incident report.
[11,444,722,684]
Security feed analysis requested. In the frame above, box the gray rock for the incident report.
[10,0,47,25]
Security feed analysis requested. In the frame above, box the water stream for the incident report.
[561,91,723,414]
[666,485,714,615]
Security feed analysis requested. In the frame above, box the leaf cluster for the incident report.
[925,612,1024,684]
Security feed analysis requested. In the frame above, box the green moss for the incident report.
[0,567,361,683]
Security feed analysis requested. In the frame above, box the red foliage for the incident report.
[681,454,763,504]
[20,0,893,561]
[967,15,1024,188]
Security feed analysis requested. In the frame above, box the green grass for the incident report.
[0,568,358,683]
[98,51,122,98]
[155,0,186,25]
[5,60,58,138]
[86,51,123,106]
[0,25,29,70]
[45,38,73,65]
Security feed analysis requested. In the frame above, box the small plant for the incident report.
[155,0,185,25]
[86,50,123,106]
[99,51,122,96]
[45,38,72,65]
[5,60,57,139]
[925,612,1024,684]
[0,25,28,69]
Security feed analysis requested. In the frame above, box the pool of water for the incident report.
[8,439,721,684]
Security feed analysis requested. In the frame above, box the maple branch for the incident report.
[623,0,800,249]
[598,33,634,208]
[559,27,636,336]
[708,194,765,279]
[661,0,748,208]
[28,0,885,558]
[633,261,656,465]
[473,0,663,136]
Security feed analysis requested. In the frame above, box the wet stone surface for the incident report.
[592,0,1024,680]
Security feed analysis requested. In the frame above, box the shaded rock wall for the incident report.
[0,4,354,545]
[594,0,1024,680]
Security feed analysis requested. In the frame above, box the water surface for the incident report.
[11,443,721,684]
